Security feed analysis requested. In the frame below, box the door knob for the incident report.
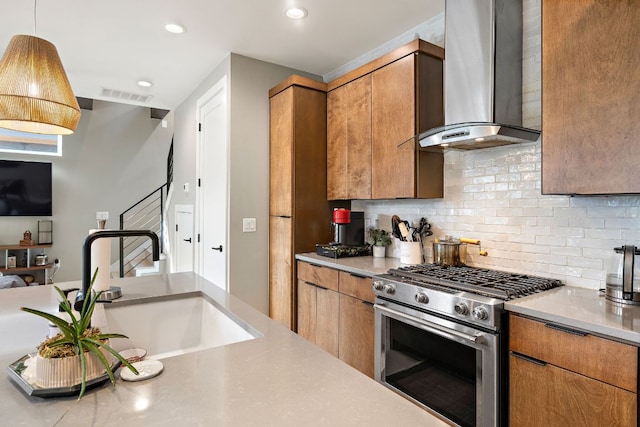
[183,238,192,243]
[212,245,223,252]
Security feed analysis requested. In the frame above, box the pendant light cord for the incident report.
[33,0,38,35]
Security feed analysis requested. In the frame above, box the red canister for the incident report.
[332,208,351,224]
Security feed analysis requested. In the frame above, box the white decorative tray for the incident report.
[7,353,121,398]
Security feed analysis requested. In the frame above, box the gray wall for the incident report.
[0,101,174,283]
[170,53,320,314]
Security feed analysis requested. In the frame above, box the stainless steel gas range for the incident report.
[372,264,563,427]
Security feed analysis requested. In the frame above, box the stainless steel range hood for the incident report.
[417,0,540,150]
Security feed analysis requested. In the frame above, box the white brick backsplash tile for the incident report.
[538,197,570,208]
[605,218,640,229]
[508,234,537,244]
[509,198,539,208]
[568,256,603,270]
[535,235,567,246]
[537,216,568,227]
[621,230,640,240]
[587,207,626,217]
[522,225,551,236]
[582,247,616,259]
[549,226,585,238]
[549,246,583,257]
[585,228,620,239]
[521,244,550,254]
[536,254,567,266]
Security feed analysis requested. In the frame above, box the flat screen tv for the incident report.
[0,160,52,216]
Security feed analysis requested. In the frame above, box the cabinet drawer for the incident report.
[510,314,638,392]
[338,271,374,304]
[297,261,339,292]
[510,352,637,426]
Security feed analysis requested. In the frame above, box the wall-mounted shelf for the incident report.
[0,244,53,285]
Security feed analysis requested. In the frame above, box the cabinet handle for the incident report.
[544,322,587,337]
[304,281,327,291]
[511,351,547,367]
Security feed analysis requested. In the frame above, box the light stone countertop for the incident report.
[505,286,640,346]
[0,272,448,427]
[295,252,403,277]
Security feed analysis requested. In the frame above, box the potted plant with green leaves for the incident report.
[20,268,138,399]
[367,227,392,258]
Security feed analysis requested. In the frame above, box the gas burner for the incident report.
[387,264,563,301]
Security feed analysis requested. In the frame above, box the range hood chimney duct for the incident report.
[416,0,540,150]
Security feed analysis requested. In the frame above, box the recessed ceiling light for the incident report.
[137,80,153,88]
[285,7,308,19]
[165,23,186,34]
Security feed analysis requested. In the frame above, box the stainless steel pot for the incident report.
[34,254,48,266]
[432,238,466,266]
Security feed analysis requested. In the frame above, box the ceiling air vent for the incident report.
[100,88,153,103]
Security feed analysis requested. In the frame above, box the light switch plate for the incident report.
[242,218,256,233]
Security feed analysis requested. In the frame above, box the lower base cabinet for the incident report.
[297,261,374,377]
[297,279,339,357]
[509,314,638,426]
[338,293,374,378]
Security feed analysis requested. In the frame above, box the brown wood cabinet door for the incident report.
[269,88,293,216]
[510,353,637,426]
[338,293,374,378]
[316,286,339,358]
[346,75,372,199]
[296,279,316,343]
[327,75,372,200]
[541,0,640,195]
[327,85,348,200]
[268,216,293,328]
[371,55,416,199]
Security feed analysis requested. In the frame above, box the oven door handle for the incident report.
[375,304,484,345]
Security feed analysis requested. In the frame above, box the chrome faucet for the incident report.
[74,229,160,311]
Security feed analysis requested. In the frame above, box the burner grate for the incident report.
[388,264,563,300]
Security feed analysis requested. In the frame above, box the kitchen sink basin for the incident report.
[101,294,258,359]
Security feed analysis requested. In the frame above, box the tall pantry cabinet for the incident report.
[268,76,334,330]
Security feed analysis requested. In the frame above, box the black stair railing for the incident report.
[118,184,167,277]
[118,138,173,277]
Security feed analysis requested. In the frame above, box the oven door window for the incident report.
[384,315,477,427]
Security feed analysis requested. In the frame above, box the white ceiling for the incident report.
[0,0,443,111]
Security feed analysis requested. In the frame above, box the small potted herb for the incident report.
[367,228,392,258]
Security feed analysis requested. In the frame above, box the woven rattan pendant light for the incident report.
[0,2,80,135]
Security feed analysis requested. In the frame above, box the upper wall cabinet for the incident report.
[327,40,445,200]
[541,0,640,195]
[327,74,372,200]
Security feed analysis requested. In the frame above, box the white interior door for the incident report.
[195,76,228,290]
[174,204,193,272]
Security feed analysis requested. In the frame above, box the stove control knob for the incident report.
[383,284,396,295]
[415,292,429,304]
[472,306,489,321]
[454,302,469,316]
[372,281,385,292]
